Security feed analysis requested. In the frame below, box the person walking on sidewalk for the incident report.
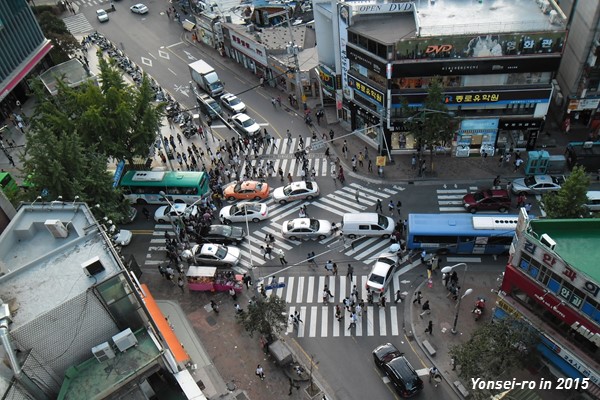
[395,289,403,303]
[278,249,288,265]
[425,320,433,335]
[346,264,354,280]
[419,300,431,318]
[256,365,265,380]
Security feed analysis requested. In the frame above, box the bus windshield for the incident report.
[119,170,211,205]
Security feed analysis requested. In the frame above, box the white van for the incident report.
[341,213,395,239]
[585,191,600,211]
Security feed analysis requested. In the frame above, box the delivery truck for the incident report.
[189,60,224,97]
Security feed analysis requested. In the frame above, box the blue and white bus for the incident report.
[406,213,519,255]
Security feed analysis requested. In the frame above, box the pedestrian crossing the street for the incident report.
[63,13,93,35]
[274,274,409,338]
[436,186,479,212]
[238,138,333,179]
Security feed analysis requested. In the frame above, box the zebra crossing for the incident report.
[238,137,334,179]
[143,182,405,272]
[436,185,479,212]
[269,274,409,338]
[63,13,93,34]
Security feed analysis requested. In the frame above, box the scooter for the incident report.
[472,297,485,321]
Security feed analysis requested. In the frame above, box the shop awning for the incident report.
[140,284,190,364]
[0,40,53,101]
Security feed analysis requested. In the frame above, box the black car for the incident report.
[373,343,423,398]
[197,225,245,244]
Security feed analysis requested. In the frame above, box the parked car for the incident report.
[463,189,511,213]
[231,113,260,137]
[154,204,198,223]
[223,180,270,201]
[190,243,241,266]
[197,224,246,244]
[130,3,149,14]
[96,9,109,22]
[373,343,423,398]
[584,191,600,212]
[281,218,333,240]
[366,252,399,294]
[113,229,132,246]
[220,93,246,113]
[219,202,269,224]
[510,175,563,195]
[273,181,320,204]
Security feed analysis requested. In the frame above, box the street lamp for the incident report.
[441,263,472,335]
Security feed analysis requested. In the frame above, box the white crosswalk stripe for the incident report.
[62,13,93,34]
[276,274,407,338]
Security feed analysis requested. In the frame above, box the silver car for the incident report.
[96,9,109,22]
[273,181,320,204]
[231,113,260,137]
[220,93,246,113]
[510,175,563,195]
[281,218,333,240]
[191,243,241,266]
[130,3,149,14]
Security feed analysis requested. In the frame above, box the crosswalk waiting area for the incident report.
[270,274,408,338]
[145,182,405,272]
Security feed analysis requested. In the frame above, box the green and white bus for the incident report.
[119,170,211,205]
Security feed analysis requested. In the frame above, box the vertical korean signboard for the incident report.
[338,4,351,101]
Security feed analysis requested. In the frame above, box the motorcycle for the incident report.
[472,297,485,321]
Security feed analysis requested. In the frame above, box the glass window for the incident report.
[582,301,596,317]
[528,265,539,279]
[547,278,560,294]
[519,259,530,271]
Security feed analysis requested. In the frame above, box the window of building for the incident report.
[547,275,561,294]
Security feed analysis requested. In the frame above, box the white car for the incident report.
[510,175,563,195]
[130,3,149,14]
[154,204,198,223]
[219,202,268,224]
[191,243,241,266]
[96,9,109,22]
[281,218,333,240]
[231,113,260,137]
[366,252,399,294]
[220,93,246,113]
[273,181,320,204]
[113,229,132,246]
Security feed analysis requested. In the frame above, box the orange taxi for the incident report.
[223,180,270,201]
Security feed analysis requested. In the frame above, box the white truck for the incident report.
[189,60,224,97]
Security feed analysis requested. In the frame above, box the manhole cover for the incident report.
[206,316,217,326]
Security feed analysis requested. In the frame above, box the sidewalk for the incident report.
[406,265,567,399]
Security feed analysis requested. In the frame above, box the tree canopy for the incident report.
[449,317,539,399]
[236,295,288,343]
[36,10,80,63]
[402,77,456,171]
[542,166,590,218]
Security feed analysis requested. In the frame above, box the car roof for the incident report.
[239,181,261,189]
[199,244,220,254]
[587,191,600,200]
[233,113,250,121]
[290,218,312,228]
[387,357,420,388]
[370,261,393,276]
[485,189,509,197]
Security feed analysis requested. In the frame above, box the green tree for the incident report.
[542,166,589,218]
[236,295,288,343]
[36,11,80,63]
[403,77,455,173]
[449,317,539,399]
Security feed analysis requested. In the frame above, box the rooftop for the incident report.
[351,13,415,45]
[528,219,600,283]
[39,58,96,96]
[57,329,163,400]
[415,0,563,36]
[0,203,122,330]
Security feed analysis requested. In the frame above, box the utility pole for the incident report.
[267,9,303,110]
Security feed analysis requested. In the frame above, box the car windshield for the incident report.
[215,245,227,259]
[234,182,242,192]
[473,191,486,201]
[229,98,241,106]
[246,204,262,212]
[369,273,385,285]
[524,176,537,186]
[283,185,293,195]
[210,225,231,236]
[309,219,319,230]
[242,118,254,128]
[378,257,396,266]
[286,221,295,230]
[378,214,389,227]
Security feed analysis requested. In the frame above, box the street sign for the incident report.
[376,156,386,167]
[310,140,325,150]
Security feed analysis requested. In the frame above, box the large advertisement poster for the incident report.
[395,31,566,60]
[339,4,351,100]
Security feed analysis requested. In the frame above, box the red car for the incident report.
[463,189,511,213]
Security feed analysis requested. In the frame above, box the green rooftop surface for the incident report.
[58,329,161,400]
[529,218,600,283]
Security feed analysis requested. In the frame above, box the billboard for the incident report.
[395,31,566,61]
[392,87,552,107]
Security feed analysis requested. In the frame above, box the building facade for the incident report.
[495,215,600,399]
[0,202,202,398]
[313,0,567,156]
[0,0,52,114]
